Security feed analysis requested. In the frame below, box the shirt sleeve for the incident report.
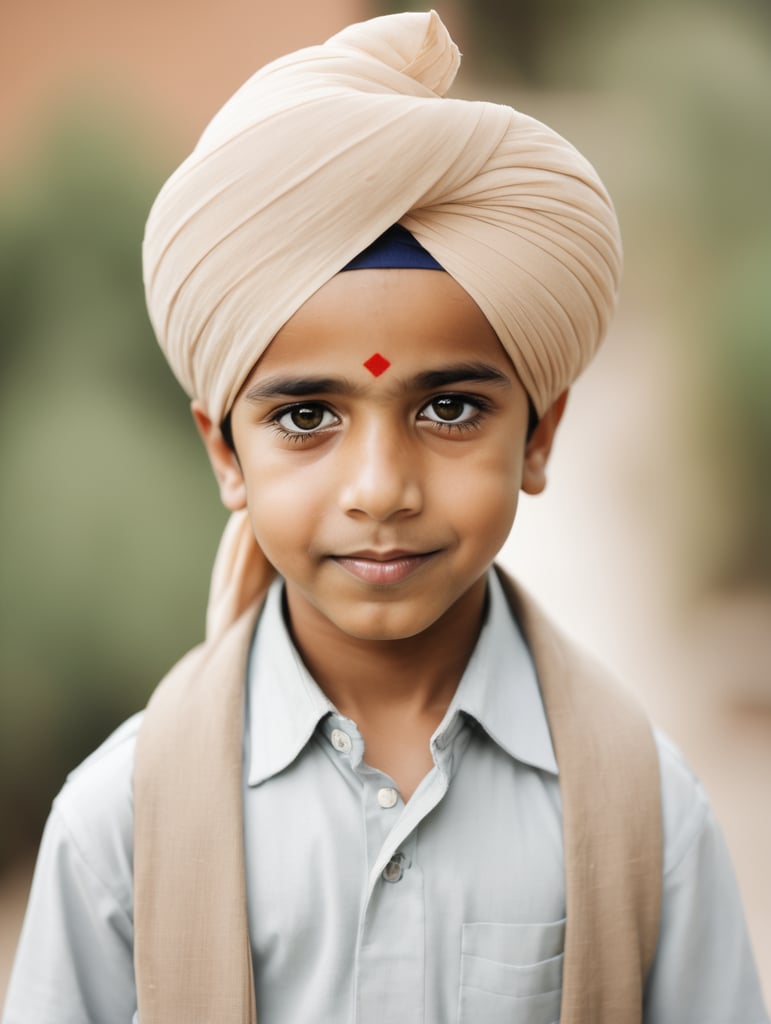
[644,734,769,1024]
[2,717,140,1024]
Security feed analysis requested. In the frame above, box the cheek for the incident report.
[240,464,314,552]
[436,447,523,529]
[471,480,521,551]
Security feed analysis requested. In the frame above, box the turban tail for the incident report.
[142,10,623,640]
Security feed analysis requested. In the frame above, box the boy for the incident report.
[4,10,768,1023]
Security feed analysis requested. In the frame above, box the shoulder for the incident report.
[51,711,142,906]
[652,728,713,877]
[645,730,770,1020]
[61,710,142,816]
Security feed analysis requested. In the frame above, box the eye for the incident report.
[420,395,478,424]
[275,403,337,434]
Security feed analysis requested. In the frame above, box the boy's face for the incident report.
[195,269,564,645]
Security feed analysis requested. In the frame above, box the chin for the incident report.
[327,603,441,644]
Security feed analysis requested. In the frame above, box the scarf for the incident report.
[134,570,662,1023]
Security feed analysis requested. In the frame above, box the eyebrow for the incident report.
[412,362,512,391]
[242,361,512,404]
[243,376,357,403]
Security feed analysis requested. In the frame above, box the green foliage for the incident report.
[377,0,636,84]
[0,111,225,865]
[377,0,771,85]
[577,5,771,588]
[707,242,771,586]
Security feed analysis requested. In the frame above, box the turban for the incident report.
[142,9,623,639]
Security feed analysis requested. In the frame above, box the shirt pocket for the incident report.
[458,919,565,1024]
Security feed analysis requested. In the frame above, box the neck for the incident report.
[284,575,488,722]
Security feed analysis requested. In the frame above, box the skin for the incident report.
[194,269,567,797]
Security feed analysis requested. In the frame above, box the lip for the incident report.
[331,550,438,585]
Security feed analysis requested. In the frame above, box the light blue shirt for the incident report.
[3,572,768,1023]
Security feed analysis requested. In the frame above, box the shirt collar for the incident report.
[436,570,558,776]
[246,579,334,786]
[246,569,557,786]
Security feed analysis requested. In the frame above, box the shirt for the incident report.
[3,571,768,1023]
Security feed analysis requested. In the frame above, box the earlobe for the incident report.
[191,401,247,511]
[521,390,568,496]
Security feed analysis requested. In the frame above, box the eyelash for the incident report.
[269,393,493,443]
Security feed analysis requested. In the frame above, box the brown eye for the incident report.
[431,396,465,421]
[291,405,324,430]
[276,403,337,434]
[423,395,474,423]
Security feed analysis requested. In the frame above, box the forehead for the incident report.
[249,268,511,381]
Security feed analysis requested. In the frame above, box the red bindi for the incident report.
[363,352,391,377]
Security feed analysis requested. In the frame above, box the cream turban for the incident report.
[142,10,622,639]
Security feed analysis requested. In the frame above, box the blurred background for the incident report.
[1,0,769,1004]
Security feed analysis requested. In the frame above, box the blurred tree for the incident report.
[566,4,771,590]
[459,0,614,83]
[377,0,626,83]
[377,0,770,85]
[707,241,771,587]
[0,109,225,866]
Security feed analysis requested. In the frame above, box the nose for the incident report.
[337,419,423,522]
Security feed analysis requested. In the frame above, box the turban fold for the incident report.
[142,10,623,638]
[144,9,621,424]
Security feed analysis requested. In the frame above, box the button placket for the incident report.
[357,844,424,1024]
[382,852,406,883]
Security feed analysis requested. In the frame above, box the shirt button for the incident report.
[382,854,405,883]
[330,728,352,754]
[377,787,398,809]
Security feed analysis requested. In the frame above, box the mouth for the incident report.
[331,550,438,585]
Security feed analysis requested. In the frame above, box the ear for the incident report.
[521,390,569,496]
[191,400,247,511]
